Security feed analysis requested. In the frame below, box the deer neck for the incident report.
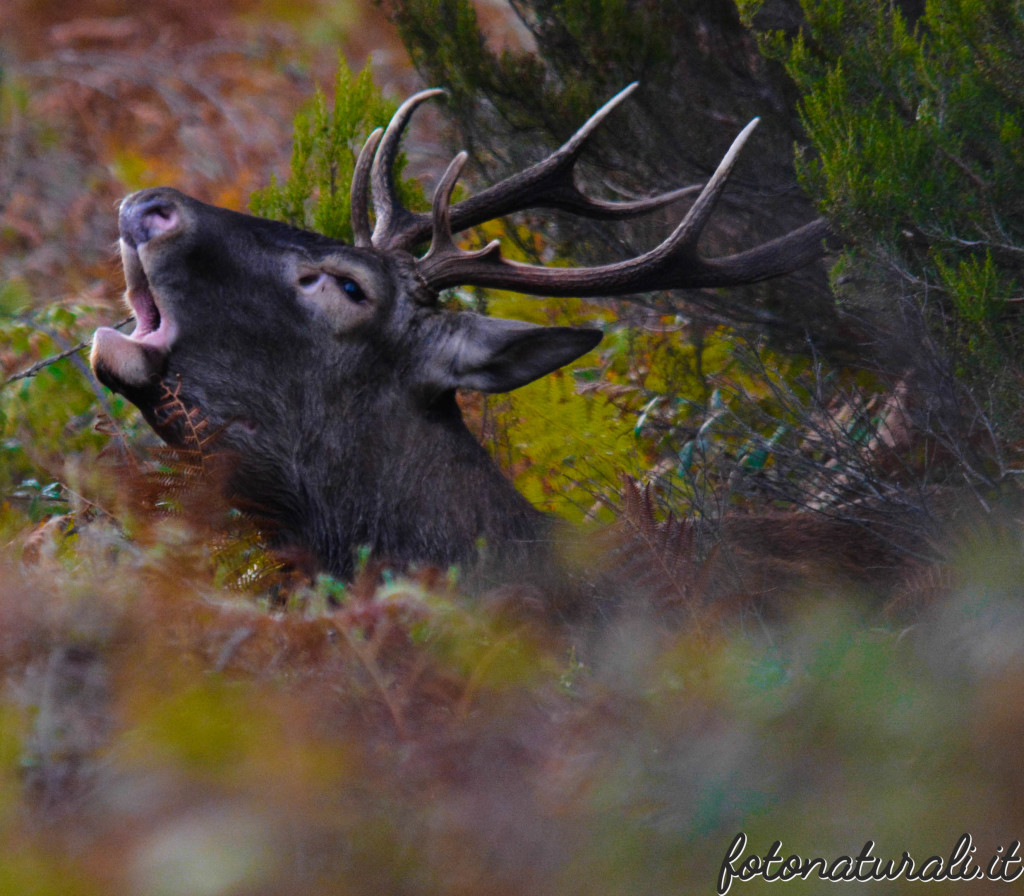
[268,391,547,579]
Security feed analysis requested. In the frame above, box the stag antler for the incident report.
[355,84,830,296]
[354,84,701,252]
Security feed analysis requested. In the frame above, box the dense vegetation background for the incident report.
[4,1,1024,893]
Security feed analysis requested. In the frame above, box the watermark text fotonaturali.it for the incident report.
[718,833,1021,893]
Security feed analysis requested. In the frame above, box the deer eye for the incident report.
[297,272,326,293]
[340,278,366,303]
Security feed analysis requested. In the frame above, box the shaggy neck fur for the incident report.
[234,388,548,581]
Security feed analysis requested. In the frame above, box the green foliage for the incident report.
[249,58,422,240]
[486,349,637,523]
[742,0,1024,428]
[1,293,139,534]
[384,0,788,134]
[0,66,30,128]
[483,283,826,521]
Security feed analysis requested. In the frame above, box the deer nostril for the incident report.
[122,196,180,247]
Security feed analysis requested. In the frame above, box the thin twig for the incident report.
[1,316,133,388]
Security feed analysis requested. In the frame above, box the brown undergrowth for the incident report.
[5,435,1024,894]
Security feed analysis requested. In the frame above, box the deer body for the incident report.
[90,86,828,585]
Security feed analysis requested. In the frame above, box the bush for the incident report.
[743,0,1024,444]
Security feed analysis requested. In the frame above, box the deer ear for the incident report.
[422,314,603,394]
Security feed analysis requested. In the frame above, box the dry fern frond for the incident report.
[607,477,707,619]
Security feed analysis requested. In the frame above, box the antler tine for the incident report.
[352,127,382,248]
[582,116,762,279]
[546,80,639,158]
[425,151,467,257]
[383,82,701,252]
[417,116,830,295]
[421,150,501,267]
[370,87,446,249]
[671,117,761,249]
[536,182,703,219]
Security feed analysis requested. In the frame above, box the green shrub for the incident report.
[250,57,422,240]
[742,0,1024,434]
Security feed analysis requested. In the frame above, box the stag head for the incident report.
[90,84,828,578]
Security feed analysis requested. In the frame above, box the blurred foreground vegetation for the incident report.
[4,519,1024,895]
[4,1,1024,894]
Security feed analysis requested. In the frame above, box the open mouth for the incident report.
[130,280,161,338]
[122,243,175,350]
[90,242,178,392]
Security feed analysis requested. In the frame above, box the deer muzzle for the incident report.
[90,191,183,392]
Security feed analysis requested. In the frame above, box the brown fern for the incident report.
[610,477,708,620]
[120,381,293,595]
[150,378,217,474]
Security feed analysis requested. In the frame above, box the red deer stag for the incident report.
[90,85,829,587]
